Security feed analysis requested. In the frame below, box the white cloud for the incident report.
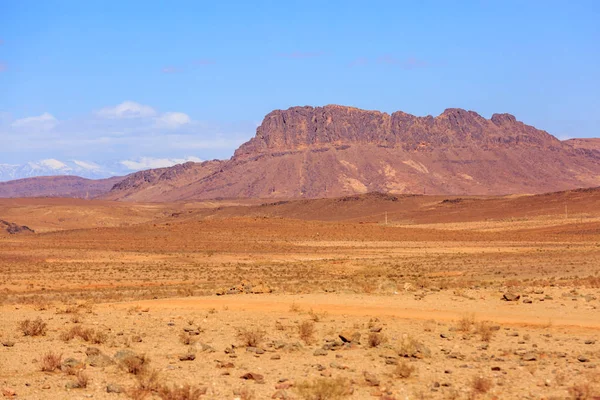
[11,112,58,130]
[155,112,192,129]
[96,101,156,119]
[119,156,202,171]
[72,160,102,171]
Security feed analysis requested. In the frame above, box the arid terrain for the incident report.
[1,188,600,399]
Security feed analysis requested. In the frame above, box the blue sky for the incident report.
[0,0,598,172]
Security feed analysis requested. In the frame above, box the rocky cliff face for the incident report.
[100,105,600,201]
[234,105,560,159]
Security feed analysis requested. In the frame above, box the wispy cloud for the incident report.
[155,112,191,129]
[120,156,202,171]
[278,51,325,59]
[96,101,157,119]
[11,112,58,130]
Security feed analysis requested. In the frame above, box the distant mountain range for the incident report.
[0,159,118,182]
[0,157,204,182]
[1,105,599,200]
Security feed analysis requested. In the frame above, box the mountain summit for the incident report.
[102,105,600,201]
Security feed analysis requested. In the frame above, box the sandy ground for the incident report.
[1,193,600,399]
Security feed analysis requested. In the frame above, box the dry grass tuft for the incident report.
[128,369,161,399]
[236,327,266,348]
[75,371,89,388]
[121,354,150,375]
[179,332,198,346]
[158,384,206,400]
[471,376,493,394]
[367,332,386,348]
[296,377,352,400]
[298,320,315,344]
[475,321,494,342]
[568,382,593,400]
[19,317,47,336]
[394,361,416,378]
[40,351,62,372]
[456,313,475,332]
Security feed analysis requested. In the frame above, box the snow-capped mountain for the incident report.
[0,157,204,182]
[0,159,116,182]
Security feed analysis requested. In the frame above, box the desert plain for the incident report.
[1,190,599,400]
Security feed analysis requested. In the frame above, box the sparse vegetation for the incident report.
[236,327,266,348]
[40,351,62,372]
[298,320,315,344]
[394,360,416,378]
[471,376,493,394]
[121,354,150,375]
[19,317,47,336]
[157,384,205,400]
[296,377,351,400]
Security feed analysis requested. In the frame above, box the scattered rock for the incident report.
[523,298,533,304]
[313,349,328,356]
[363,371,380,386]
[522,352,537,361]
[1,341,15,347]
[240,372,264,383]
[578,355,590,363]
[503,293,520,301]
[179,353,196,361]
[106,383,124,394]
[339,331,361,344]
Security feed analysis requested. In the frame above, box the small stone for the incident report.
[503,293,520,301]
[522,352,537,361]
[313,349,328,356]
[85,347,100,356]
[523,299,533,304]
[179,353,196,361]
[363,371,380,386]
[106,383,124,393]
[271,354,281,360]
[240,372,264,383]
[2,341,15,347]
[585,340,596,345]
[339,331,361,344]
[578,355,590,363]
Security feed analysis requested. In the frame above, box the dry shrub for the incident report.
[398,335,430,358]
[367,332,386,348]
[237,387,255,400]
[476,321,494,342]
[298,321,315,344]
[568,383,593,400]
[121,354,150,375]
[61,326,107,344]
[19,317,47,336]
[296,377,352,400]
[128,369,160,400]
[472,376,493,394]
[40,351,62,372]
[75,371,89,388]
[236,327,266,347]
[456,314,475,333]
[158,384,205,400]
[394,361,416,378]
[179,332,197,346]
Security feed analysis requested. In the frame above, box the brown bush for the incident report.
[472,376,493,394]
[121,354,150,375]
[40,351,62,372]
[296,377,352,399]
[19,317,47,336]
[179,332,197,346]
[476,321,494,342]
[394,361,416,378]
[298,321,315,344]
[75,371,89,388]
[236,327,266,348]
[367,332,386,348]
[158,384,206,400]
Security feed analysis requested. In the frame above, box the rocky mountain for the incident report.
[565,138,600,153]
[103,105,600,201]
[0,175,124,199]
